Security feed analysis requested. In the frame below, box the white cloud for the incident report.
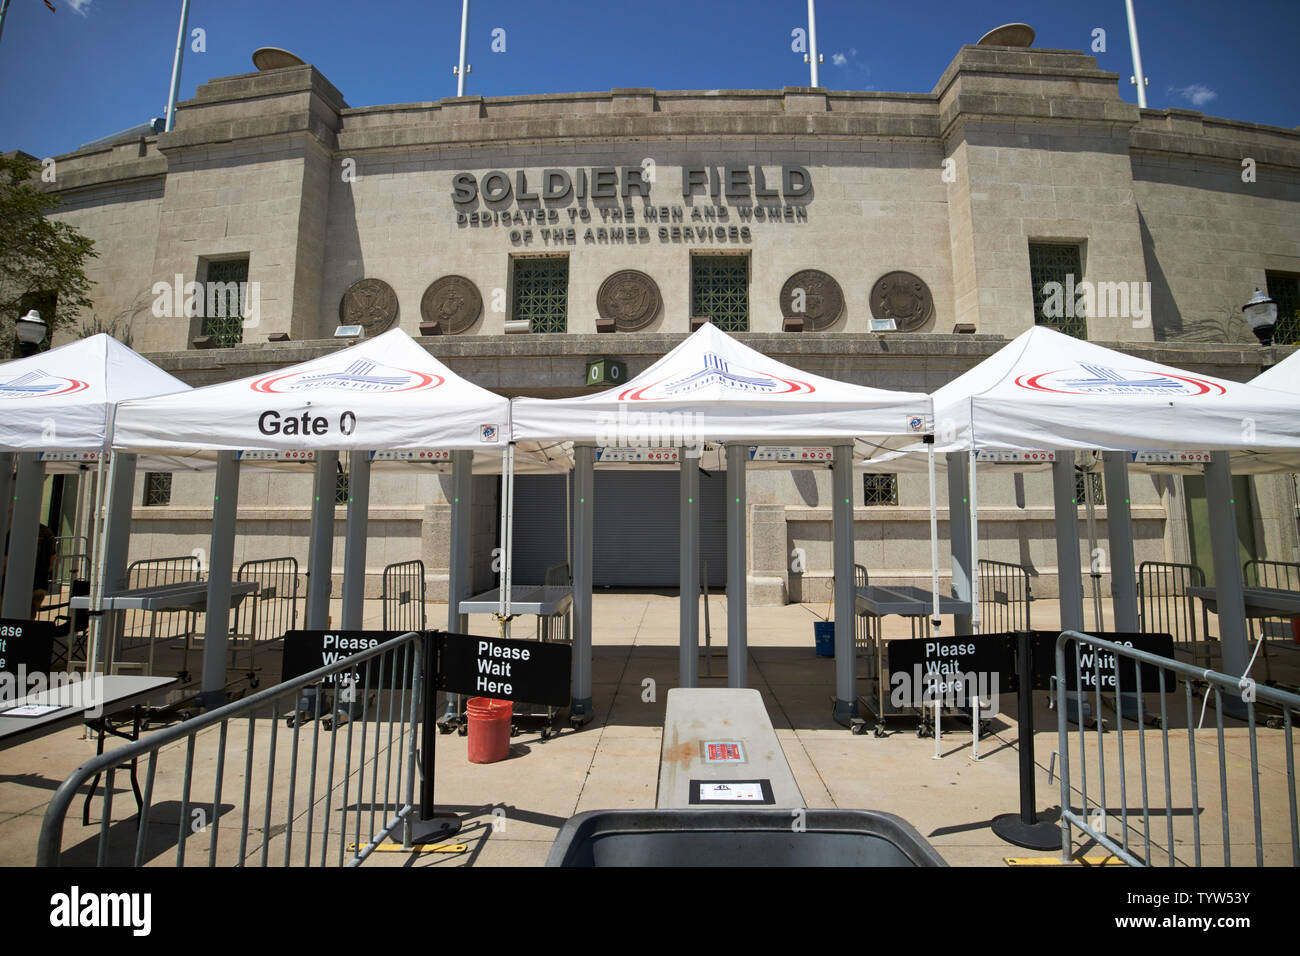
[1169,83,1217,107]
[65,0,93,14]
[831,53,847,66]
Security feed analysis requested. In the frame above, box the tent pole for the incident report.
[725,442,748,689]
[1084,456,1104,631]
[946,451,973,634]
[571,443,594,723]
[1103,451,1139,631]
[305,451,338,630]
[341,451,371,630]
[200,451,240,709]
[0,453,13,584]
[969,452,982,634]
[679,445,700,688]
[832,443,857,723]
[1052,453,1085,632]
[82,452,106,678]
[496,442,515,635]
[926,437,941,636]
[1,453,46,619]
[1205,452,1249,717]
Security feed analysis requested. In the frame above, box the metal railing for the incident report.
[382,560,426,633]
[978,559,1032,632]
[1055,630,1300,867]
[37,631,425,868]
[235,557,301,681]
[1241,559,1300,685]
[1138,561,1213,667]
[120,555,204,655]
[853,564,878,660]
[1243,559,1300,643]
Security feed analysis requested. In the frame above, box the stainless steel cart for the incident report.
[852,584,975,737]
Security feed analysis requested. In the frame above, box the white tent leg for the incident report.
[927,438,941,637]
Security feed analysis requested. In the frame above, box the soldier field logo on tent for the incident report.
[1015,364,1225,397]
[250,358,443,394]
[0,369,89,399]
[618,352,815,401]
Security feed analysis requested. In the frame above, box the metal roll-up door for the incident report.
[509,471,726,589]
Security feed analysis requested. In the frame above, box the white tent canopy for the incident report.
[0,333,189,451]
[113,328,509,454]
[1252,348,1300,393]
[512,321,932,443]
[880,326,1300,457]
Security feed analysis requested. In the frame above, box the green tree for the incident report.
[0,152,98,353]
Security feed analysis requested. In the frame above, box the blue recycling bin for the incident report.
[814,621,835,657]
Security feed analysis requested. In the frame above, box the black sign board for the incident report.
[435,631,571,706]
[280,630,406,689]
[1030,631,1178,693]
[0,618,54,676]
[885,633,1017,705]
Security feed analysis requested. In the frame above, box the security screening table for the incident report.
[853,586,976,737]
[1186,585,1300,620]
[72,580,260,679]
[545,687,946,866]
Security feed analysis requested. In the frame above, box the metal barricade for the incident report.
[119,556,204,661]
[541,562,572,643]
[36,631,426,867]
[1242,559,1300,686]
[39,555,91,668]
[381,560,426,633]
[1138,561,1213,668]
[978,559,1032,632]
[1054,630,1300,867]
[52,538,89,588]
[37,553,89,622]
[854,564,880,664]
[235,557,301,683]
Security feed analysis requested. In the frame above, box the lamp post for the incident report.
[14,309,47,357]
[1242,288,1278,346]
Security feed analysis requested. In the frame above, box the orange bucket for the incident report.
[466,697,513,764]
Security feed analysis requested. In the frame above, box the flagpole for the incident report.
[1124,0,1148,109]
[456,0,470,96]
[0,0,11,48]
[806,0,820,88]
[164,0,192,132]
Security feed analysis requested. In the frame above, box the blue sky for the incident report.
[1,0,1297,158]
